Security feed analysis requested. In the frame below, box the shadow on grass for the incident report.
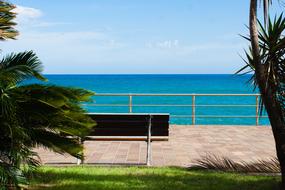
[30,167,281,190]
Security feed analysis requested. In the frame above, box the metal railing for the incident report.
[84,93,268,125]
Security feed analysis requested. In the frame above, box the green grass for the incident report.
[30,166,281,190]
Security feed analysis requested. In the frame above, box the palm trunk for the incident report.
[263,92,285,189]
[250,0,285,189]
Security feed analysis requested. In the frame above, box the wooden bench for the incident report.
[78,113,169,166]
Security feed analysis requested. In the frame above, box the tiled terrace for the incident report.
[36,125,276,167]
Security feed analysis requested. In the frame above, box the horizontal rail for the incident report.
[172,115,268,118]
[93,93,260,96]
[84,104,259,107]
[87,93,268,125]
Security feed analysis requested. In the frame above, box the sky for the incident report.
[1,0,283,74]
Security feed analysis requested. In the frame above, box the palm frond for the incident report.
[0,51,47,86]
[29,129,84,159]
[190,154,280,173]
[0,51,96,188]
[0,1,18,41]
[8,84,96,159]
[238,14,285,116]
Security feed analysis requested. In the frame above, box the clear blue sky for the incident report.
[1,0,283,74]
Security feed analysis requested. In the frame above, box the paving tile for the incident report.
[35,125,276,167]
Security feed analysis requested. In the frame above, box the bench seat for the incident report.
[85,136,169,141]
[88,113,169,137]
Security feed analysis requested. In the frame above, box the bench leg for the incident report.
[146,138,152,166]
[77,158,82,165]
[77,138,83,165]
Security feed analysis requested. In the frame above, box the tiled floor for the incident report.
[36,125,276,167]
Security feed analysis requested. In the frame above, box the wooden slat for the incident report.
[93,122,168,129]
[89,128,168,136]
[89,114,169,121]
[85,136,169,141]
[87,113,169,137]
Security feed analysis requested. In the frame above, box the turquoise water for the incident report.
[29,74,269,125]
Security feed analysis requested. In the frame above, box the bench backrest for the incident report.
[88,113,169,136]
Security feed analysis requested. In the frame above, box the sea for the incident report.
[28,74,270,126]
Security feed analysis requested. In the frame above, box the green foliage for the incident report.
[0,1,18,41]
[0,51,47,86]
[238,14,285,112]
[0,51,96,189]
[0,2,95,188]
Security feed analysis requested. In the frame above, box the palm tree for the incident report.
[0,51,96,189]
[246,0,285,188]
[0,1,18,41]
[0,1,95,189]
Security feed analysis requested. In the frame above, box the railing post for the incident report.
[146,115,152,166]
[256,95,259,126]
[129,94,133,113]
[192,95,196,125]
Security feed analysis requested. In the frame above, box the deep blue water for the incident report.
[27,74,269,125]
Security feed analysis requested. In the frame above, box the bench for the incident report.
[78,113,169,166]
